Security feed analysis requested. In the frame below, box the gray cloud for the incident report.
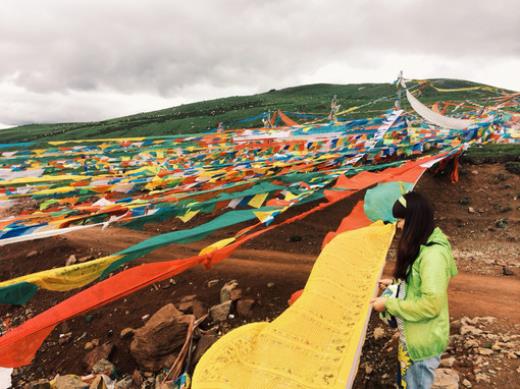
[0,0,519,127]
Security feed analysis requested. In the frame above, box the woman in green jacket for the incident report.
[371,192,458,389]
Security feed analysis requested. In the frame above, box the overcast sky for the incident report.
[0,0,519,128]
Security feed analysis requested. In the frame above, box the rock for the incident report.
[26,379,51,388]
[462,378,472,388]
[92,359,116,377]
[229,288,243,301]
[141,314,150,321]
[502,266,514,276]
[432,368,459,389]
[88,375,113,389]
[193,334,218,364]
[192,300,207,319]
[207,279,219,288]
[373,327,385,341]
[209,301,232,322]
[114,376,133,389]
[236,299,255,318]
[220,280,239,303]
[463,339,479,349]
[84,343,113,371]
[495,219,508,229]
[26,250,38,258]
[460,325,482,336]
[130,303,191,371]
[478,347,493,356]
[267,282,275,288]
[467,207,476,214]
[78,255,93,263]
[177,294,198,311]
[364,363,373,375]
[120,327,135,340]
[475,373,490,383]
[440,357,456,368]
[84,341,94,351]
[65,254,77,266]
[58,332,72,345]
[55,375,88,389]
[471,170,478,175]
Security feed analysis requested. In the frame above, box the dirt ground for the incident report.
[1,162,519,388]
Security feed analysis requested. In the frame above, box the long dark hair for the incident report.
[392,191,435,280]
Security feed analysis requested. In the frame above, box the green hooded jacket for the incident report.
[385,227,458,361]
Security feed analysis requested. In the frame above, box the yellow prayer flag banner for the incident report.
[177,209,200,223]
[199,237,236,256]
[248,193,268,209]
[192,222,395,389]
[0,255,122,292]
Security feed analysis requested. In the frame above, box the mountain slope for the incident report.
[0,79,512,143]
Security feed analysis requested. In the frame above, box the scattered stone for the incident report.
[120,327,135,340]
[78,255,93,263]
[467,207,476,214]
[440,356,456,368]
[220,280,239,303]
[84,343,114,371]
[84,341,94,351]
[475,373,490,383]
[26,378,51,388]
[432,368,459,389]
[26,250,38,258]
[177,294,198,311]
[502,266,514,276]
[207,279,219,288]
[462,378,472,388]
[236,298,256,318]
[65,254,77,266]
[365,363,374,375]
[92,358,116,377]
[460,325,482,336]
[58,332,72,345]
[192,300,207,319]
[55,375,88,389]
[209,301,232,322]
[470,170,478,175]
[267,282,275,288]
[141,314,150,321]
[478,347,493,356]
[88,375,113,389]
[130,304,191,371]
[193,334,218,364]
[229,288,243,301]
[495,219,508,229]
[373,327,385,341]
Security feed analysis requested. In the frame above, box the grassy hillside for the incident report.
[0,79,514,143]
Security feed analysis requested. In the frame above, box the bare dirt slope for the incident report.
[1,162,519,388]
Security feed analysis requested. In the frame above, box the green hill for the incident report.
[0,79,514,143]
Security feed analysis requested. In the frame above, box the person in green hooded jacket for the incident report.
[371,191,458,389]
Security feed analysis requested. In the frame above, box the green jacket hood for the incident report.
[424,227,457,278]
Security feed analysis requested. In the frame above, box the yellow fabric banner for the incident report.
[248,193,268,209]
[0,255,122,292]
[192,221,395,389]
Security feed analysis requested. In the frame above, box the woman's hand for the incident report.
[378,278,393,289]
[370,297,387,312]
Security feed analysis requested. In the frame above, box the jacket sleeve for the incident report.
[385,248,449,322]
